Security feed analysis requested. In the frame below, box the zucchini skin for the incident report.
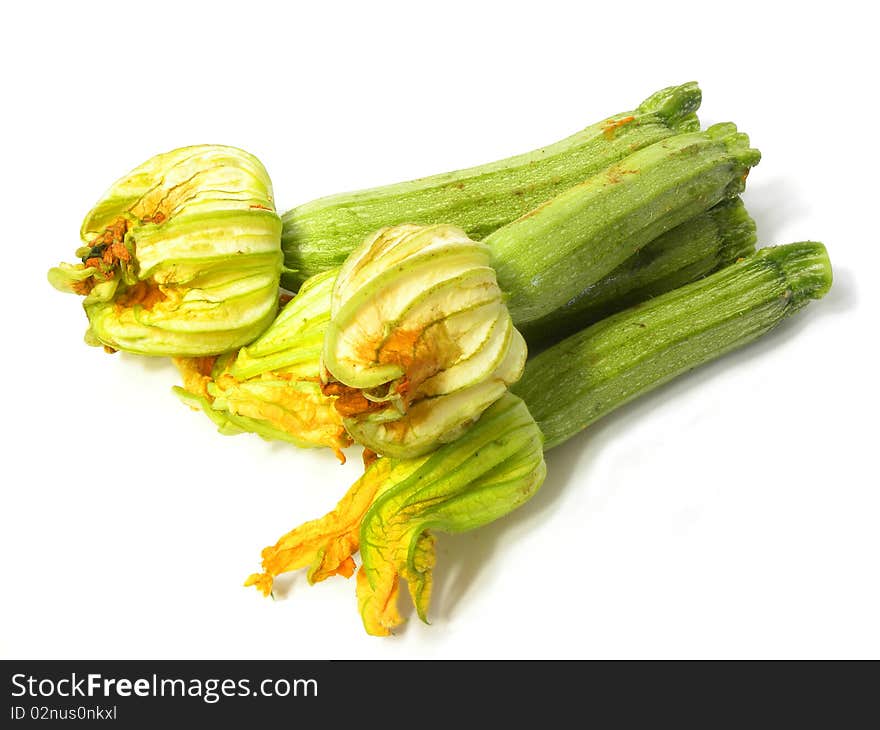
[513,242,832,450]
[280,82,701,290]
[487,123,761,326]
[519,197,757,351]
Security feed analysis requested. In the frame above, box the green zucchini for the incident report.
[514,242,833,449]
[487,122,761,325]
[251,242,833,635]
[280,82,701,290]
[519,196,757,350]
[177,199,758,454]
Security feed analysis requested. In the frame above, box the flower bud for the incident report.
[48,145,283,356]
[323,224,527,457]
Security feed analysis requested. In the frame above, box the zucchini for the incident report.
[177,199,758,454]
[514,242,833,449]
[248,242,833,634]
[280,82,701,290]
[519,196,756,350]
[487,122,761,325]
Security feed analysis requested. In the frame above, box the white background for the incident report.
[2,1,877,659]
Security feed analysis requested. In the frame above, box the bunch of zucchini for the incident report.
[49,82,832,635]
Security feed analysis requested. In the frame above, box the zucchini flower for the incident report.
[322,224,527,458]
[177,224,528,462]
[245,393,546,635]
[173,268,352,461]
[48,145,283,356]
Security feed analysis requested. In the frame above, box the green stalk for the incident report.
[513,242,832,450]
[280,82,701,290]
[518,197,757,350]
[487,123,760,325]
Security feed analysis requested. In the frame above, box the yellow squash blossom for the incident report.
[322,223,527,458]
[246,393,545,635]
[48,145,283,356]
